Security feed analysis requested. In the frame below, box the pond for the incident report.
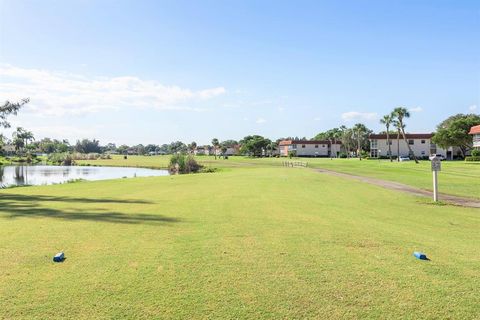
[0,165,169,187]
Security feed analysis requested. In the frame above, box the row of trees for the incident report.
[2,98,478,160]
[379,107,418,163]
[313,124,372,158]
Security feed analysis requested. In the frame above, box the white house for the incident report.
[1,144,16,156]
[469,125,480,149]
[278,140,342,157]
[194,146,212,155]
[369,133,452,159]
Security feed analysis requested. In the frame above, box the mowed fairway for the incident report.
[79,155,480,199]
[1,167,479,319]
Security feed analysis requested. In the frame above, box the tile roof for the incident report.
[278,140,341,146]
[469,125,480,135]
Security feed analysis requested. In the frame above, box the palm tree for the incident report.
[268,141,278,157]
[23,130,34,149]
[380,114,393,162]
[332,128,342,158]
[211,138,219,159]
[13,136,24,153]
[340,125,354,158]
[392,107,419,164]
[353,123,368,160]
[393,119,401,162]
[324,128,341,158]
[188,141,197,154]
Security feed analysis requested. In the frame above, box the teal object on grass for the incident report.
[53,252,65,262]
[413,252,427,260]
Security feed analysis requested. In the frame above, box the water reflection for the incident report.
[0,165,169,187]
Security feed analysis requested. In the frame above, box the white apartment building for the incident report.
[469,125,480,149]
[278,140,342,157]
[369,133,451,159]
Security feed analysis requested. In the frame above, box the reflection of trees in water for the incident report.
[0,166,4,187]
[63,168,71,177]
[14,166,26,185]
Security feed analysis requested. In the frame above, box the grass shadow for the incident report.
[0,193,180,225]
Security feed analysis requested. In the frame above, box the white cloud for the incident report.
[409,106,423,112]
[313,117,321,121]
[277,106,285,112]
[341,111,378,121]
[256,117,266,124]
[469,105,478,112]
[0,64,226,116]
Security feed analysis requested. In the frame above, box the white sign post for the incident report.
[431,156,441,202]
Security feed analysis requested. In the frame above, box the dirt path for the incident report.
[314,168,480,208]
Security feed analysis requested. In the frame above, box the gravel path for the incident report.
[314,168,480,208]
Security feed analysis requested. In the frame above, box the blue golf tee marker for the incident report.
[413,251,428,260]
[53,252,65,262]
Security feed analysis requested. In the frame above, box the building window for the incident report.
[421,140,425,144]
[291,144,297,149]
[302,144,306,148]
[370,139,378,149]
[421,151,425,155]
[322,145,325,147]
[315,145,318,148]
[408,140,414,145]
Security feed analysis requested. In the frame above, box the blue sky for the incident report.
[0,0,478,145]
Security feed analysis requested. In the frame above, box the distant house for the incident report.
[1,144,16,156]
[369,133,452,159]
[194,146,212,156]
[278,140,342,157]
[223,145,240,156]
[126,147,138,155]
[470,125,480,149]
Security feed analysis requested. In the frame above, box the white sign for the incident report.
[431,156,441,202]
[431,157,441,171]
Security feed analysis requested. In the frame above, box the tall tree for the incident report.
[339,126,354,158]
[380,114,394,161]
[392,107,419,164]
[432,114,480,158]
[393,118,401,162]
[12,127,34,154]
[0,98,29,129]
[239,135,271,157]
[353,123,368,160]
[322,128,342,158]
[188,141,197,154]
[211,138,219,159]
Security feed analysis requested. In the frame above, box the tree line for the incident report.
[1,99,479,159]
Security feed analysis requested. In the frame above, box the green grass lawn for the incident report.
[78,155,480,199]
[1,167,479,318]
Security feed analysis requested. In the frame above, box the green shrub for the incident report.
[471,149,480,157]
[465,156,480,162]
[48,153,75,165]
[169,154,202,174]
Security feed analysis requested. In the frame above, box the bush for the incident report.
[169,154,202,174]
[471,149,480,157]
[48,153,75,165]
[465,156,480,162]
[339,153,348,158]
